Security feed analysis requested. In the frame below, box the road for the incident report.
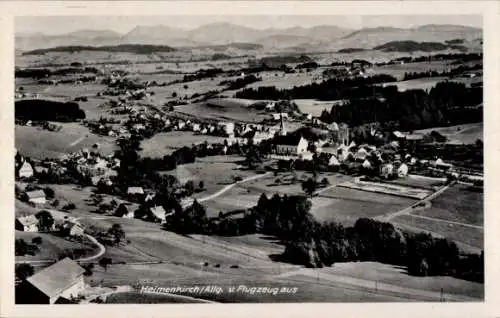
[409,214,483,230]
[182,172,272,208]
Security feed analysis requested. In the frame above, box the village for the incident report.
[13,16,485,304]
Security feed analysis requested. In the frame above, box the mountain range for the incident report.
[15,23,482,52]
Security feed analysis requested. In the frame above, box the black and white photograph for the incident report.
[2,1,498,315]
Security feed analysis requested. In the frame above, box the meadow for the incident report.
[15,123,117,159]
[414,122,483,144]
[414,183,483,226]
[139,132,228,158]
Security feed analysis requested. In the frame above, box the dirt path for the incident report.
[69,136,86,147]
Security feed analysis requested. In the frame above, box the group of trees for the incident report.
[219,74,262,90]
[15,99,86,122]
[402,64,482,81]
[318,82,482,130]
[235,74,398,101]
[15,66,100,79]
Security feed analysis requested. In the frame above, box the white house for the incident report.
[328,155,341,166]
[25,190,47,205]
[362,159,372,169]
[18,161,34,179]
[15,215,39,232]
[218,122,235,136]
[127,187,144,196]
[192,123,201,132]
[380,163,394,179]
[274,136,309,156]
[150,206,167,223]
[397,163,409,177]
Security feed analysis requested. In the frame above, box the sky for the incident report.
[15,15,482,35]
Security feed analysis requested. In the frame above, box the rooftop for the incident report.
[26,258,85,299]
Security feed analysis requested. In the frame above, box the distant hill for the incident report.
[15,23,482,53]
[23,44,176,55]
[373,41,459,52]
[337,48,366,53]
[336,24,482,51]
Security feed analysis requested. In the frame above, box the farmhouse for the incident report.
[150,206,167,224]
[273,135,309,156]
[127,187,145,196]
[15,215,39,232]
[218,122,235,137]
[17,161,34,179]
[328,155,341,166]
[380,163,395,179]
[397,163,409,177]
[16,258,86,304]
[25,190,47,205]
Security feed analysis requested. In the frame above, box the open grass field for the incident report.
[380,77,449,92]
[105,291,204,303]
[392,214,483,251]
[139,131,227,158]
[245,71,319,90]
[15,231,97,262]
[313,186,415,225]
[294,99,344,116]
[414,122,483,144]
[376,175,445,190]
[339,180,432,200]
[172,101,269,124]
[370,61,455,80]
[414,183,483,226]
[15,123,117,159]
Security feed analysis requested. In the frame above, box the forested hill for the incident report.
[373,41,467,52]
[22,44,176,55]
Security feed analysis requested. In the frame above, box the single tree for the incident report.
[99,257,112,272]
[198,180,205,190]
[301,177,318,198]
[31,236,42,245]
[15,263,34,281]
[108,224,125,245]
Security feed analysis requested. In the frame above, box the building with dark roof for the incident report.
[16,258,85,304]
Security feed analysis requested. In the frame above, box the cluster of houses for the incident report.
[16,209,84,237]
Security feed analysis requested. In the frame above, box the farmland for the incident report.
[15,123,117,159]
[414,183,483,226]
[379,77,449,91]
[414,122,483,144]
[140,132,228,158]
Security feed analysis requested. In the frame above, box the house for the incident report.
[68,223,85,237]
[273,135,309,156]
[362,159,372,169]
[192,123,201,132]
[397,163,409,178]
[15,215,39,232]
[218,122,235,136]
[127,187,144,196]
[271,113,289,121]
[328,155,340,166]
[393,131,406,139]
[300,151,314,161]
[265,101,276,110]
[25,190,47,205]
[150,206,167,223]
[16,258,85,304]
[380,163,394,179]
[18,161,34,179]
[355,148,369,161]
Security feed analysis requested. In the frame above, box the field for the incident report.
[140,132,228,158]
[313,187,415,225]
[414,184,483,226]
[293,99,343,116]
[414,122,483,144]
[379,77,449,92]
[245,70,320,90]
[370,61,455,80]
[172,100,269,123]
[15,123,117,159]
[161,156,259,200]
[392,214,483,251]
[338,180,432,200]
[15,231,97,262]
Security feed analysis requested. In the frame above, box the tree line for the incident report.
[161,192,483,283]
[234,74,398,101]
[318,81,482,130]
[15,99,86,122]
